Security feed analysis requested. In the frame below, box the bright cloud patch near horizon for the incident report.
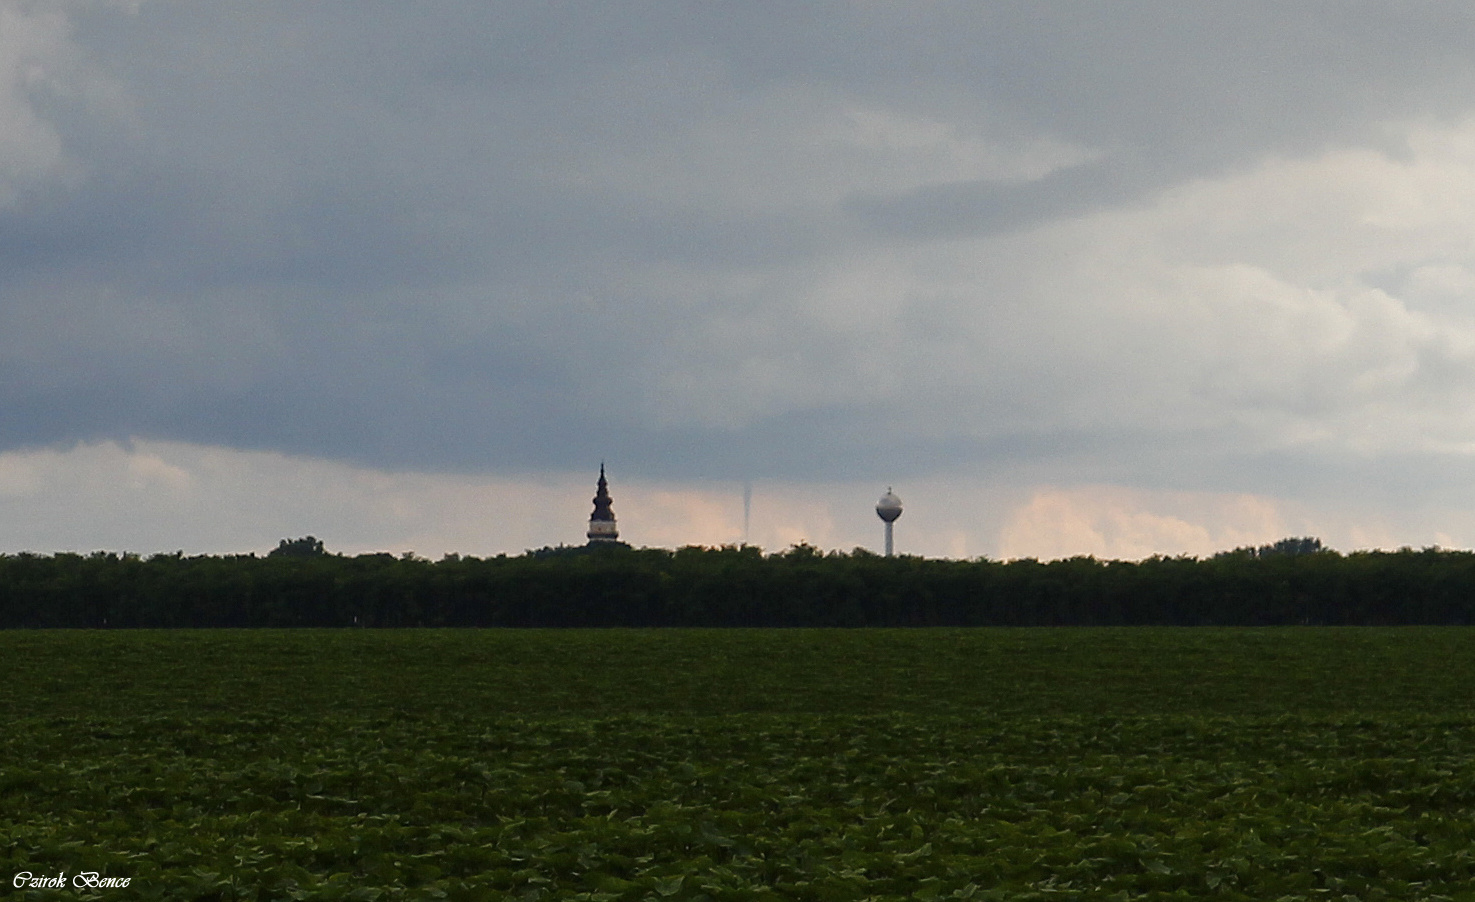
[997,487,1295,562]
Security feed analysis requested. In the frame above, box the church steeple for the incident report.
[586,463,619,543]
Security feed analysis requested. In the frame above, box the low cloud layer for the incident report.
[3,440,1470,560]
[7,3,1475,555]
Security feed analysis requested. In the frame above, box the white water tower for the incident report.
[876,488,902,556]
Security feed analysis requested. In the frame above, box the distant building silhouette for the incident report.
[586,464,620,544]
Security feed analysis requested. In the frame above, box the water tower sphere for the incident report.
[876,489,902,523]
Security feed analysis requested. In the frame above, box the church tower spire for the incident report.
[586,463,619,543]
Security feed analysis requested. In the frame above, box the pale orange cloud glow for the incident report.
[998,486,1294,560]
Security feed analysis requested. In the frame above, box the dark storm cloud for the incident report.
[7,1,1475,489]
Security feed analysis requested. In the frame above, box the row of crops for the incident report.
[5,628,1475,899]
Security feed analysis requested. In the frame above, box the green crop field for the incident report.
[5,628,1475,900]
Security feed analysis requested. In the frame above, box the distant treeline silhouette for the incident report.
[5,537,1475,627]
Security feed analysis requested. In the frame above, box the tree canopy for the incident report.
[3,538,1474,628]
[268,536,327,558]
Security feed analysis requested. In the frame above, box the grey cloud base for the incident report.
[5,2,1475,516]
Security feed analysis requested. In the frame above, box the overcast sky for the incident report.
[8,1,1475,559]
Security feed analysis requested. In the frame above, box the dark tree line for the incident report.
[3,538,1475,628]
